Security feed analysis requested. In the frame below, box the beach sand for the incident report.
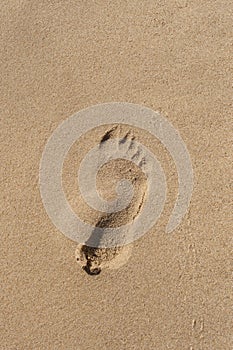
[1,1,232,349]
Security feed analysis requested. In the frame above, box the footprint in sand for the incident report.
[75,127,149,275]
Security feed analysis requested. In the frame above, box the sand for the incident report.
[1,1,232,349]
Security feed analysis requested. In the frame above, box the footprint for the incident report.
[76,127,148,275]
[75,241,132,275]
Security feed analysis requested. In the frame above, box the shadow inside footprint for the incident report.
[83,263,101,276]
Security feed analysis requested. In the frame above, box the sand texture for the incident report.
[1,1,232,349]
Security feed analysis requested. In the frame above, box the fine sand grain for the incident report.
[1,1,232,349]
